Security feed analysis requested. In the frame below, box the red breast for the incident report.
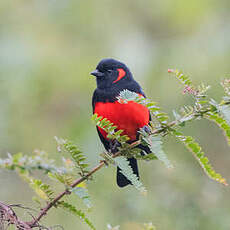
[94,100,149,140]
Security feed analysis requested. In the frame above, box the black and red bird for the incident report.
[91,58,151,187]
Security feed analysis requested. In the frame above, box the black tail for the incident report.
[116,157,139,187]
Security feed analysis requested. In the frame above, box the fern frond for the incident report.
[135,153,157,161]
[205,111,230,145]
[117,89,141,102]
[29,178,54,201]
[113,156,147,194]
[58,201,96,230]
[180,105,194,116]
[173,130,228,186]
[15,169,55,201]
[197,83,211,96]
[72,187,92,209]
[168,69,193,89]
[219,105,230,126]
[169,69,210,101]
[55,137,89,176]
[147,135,173,169]
[0,151,71,175]
[48,172,74,186]
[172,109,193,125]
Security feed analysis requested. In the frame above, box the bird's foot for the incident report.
[109,140,121,154]
[142,125,152,135]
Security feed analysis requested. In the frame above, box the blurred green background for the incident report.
[0,1,230,229]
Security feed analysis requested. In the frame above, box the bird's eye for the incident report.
[107,70,112,74]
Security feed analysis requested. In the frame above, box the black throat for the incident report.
[92,80,145,110]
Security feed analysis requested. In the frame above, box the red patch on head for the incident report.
[113,68,126,83]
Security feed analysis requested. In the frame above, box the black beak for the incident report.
[90,69,104,77]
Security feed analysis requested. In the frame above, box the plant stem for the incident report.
[28,161,105,227]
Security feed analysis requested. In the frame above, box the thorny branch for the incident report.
[0,201,32,230]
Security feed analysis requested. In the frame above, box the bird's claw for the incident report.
[109,140,121,153]
[142,125,152,134]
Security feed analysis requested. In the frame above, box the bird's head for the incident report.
[91,58,133,89]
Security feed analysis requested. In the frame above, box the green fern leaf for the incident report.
[169,69,210,100]
[219,105,230,126]
[29,178,54,200]
[210,99,230,127]
[168,69,193,88]
[114,156,147,194]
[135,153,157,161]
[58,201,96,230]
[0,151,71,175]
[48,172,74,186]
[72,187,92,209]
[205,112,230,145]
[174,131,228,186]
[139,129,172,167]
[147,135,173,169]
[55,137,89,176]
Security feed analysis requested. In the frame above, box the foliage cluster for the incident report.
[0,71,230,229]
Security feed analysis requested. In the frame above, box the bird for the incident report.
[91,58,151,187]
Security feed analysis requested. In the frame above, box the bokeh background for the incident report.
[1,1,230,229]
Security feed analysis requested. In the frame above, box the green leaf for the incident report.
[169,69,210,100]
[0,150,69,175]
[113,156,147,194]
[117,89,142,102]
[48,172,74,186]
[72,187,92,209]
[58,201,96,230]
[145,135,173,169]
[55,137,89,176]
[30,178,54,201]
[197,83,211,96]
[172,110,182,121]
[135,153,157,161]
[205,111,230,145]
[168,69,193,88]
[174,131,228,186]
[219,105,230,126]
